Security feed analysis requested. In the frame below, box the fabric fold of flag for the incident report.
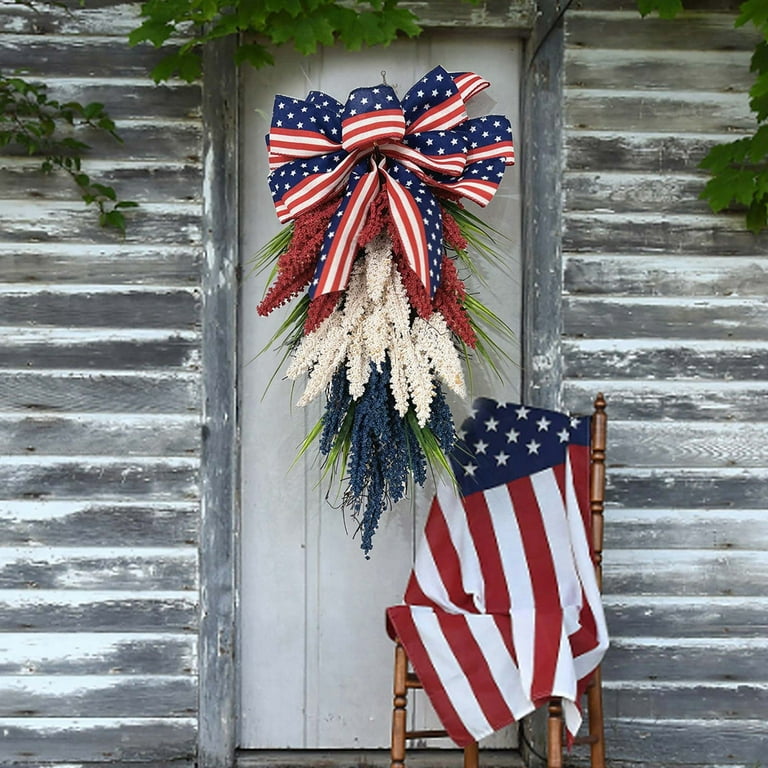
[386,398,609,747]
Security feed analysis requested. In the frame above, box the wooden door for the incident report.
[239,32,523,749]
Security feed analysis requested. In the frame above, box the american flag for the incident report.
[386,398,609,746]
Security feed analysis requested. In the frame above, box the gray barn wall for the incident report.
[561,2,768,765]
[0,1,202,763]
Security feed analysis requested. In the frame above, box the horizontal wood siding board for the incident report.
[604,509,768,551]
[563,212,768,255]
[0,203,201,245]
[607,421,768,468]
[566,48,753,91]
[564,171,709,214]
[602,682,768,721]
[0,2,144,35]
[401,0,536,29]
[0,163,203,204]
[604,597,768,637]
[563,296,768,340]
[607,468,768,509]
[37,81,201,121]
[0,289,200,329]
[0,372,200,413]
[0,676,197,718]
[0,35,172,77]
[563,254,768,297]
[563,380,768,420]
[604,550,768,597]
[567,89,752,132]
[0,547,197,590]
[565,131,728,173]
[0,632,197,675]
[567,11,759,51]
[0,459,198,500]
[0,591,198,632]
[0,414,199,457]
[0,501,198,547]
[583,0,743,9]
[0,121,202,162]
[0,247,201,286]
[0,334,200,370]
[599,718,766,764]
[0,717,196,762]
[603,639,768,682]
[563,340,768,379]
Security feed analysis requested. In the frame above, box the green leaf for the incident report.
[636,0,683,19]
[736,0,768,34]
[746,194,768,231]
[234,42,275,68]
[102,209,127,232]
[128,19,175,47]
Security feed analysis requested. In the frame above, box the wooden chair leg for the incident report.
[586,668,606,768]
[391,642,408,768]
[547,697,564,768]
[463,740,479,768]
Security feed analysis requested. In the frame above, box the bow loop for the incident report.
[267,94,342,170]
[341,85,405,153]
[403,65,468,135]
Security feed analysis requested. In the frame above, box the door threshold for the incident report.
[237,749,526,768]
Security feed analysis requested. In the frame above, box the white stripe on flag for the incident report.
[410,609,493,738]
[464,614,535,719]
[531,470,582,633]
[483,484,536,694]
[412,531,464,615]
[437,482,485,613]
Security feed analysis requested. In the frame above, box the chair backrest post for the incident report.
[590,393,607,592]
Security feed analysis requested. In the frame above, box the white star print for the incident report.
[474,440,489,455]
[495,452,510,466]
[526,440,540,455]
[515,406,530,420]
[506,428,519,443]
[536,416,551,432]
[484,417,499,432]
[463,462,477,477]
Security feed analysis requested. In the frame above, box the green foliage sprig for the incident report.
[639,0,768,232]
[129,0,422,83]
[0,74,138,232]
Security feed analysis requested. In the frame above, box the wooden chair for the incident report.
[390,394,608,768]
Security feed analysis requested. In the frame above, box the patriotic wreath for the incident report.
[255,65,516,555]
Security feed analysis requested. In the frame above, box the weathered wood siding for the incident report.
[0,1,201,763]
[562,3,768,765]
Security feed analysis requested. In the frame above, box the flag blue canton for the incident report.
[451,398,588,496]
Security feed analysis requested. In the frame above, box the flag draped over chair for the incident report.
[386,398,609,746]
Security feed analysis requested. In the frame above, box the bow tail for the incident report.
[310,161,382,298]
[384,167,443,298]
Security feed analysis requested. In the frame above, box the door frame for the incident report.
[197,1,563,764]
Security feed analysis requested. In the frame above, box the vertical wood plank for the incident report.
[522,0,565,412]
[199,35,239,768]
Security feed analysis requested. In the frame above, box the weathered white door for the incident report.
[239,32,523,749]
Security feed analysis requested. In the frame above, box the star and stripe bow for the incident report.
[266,66,515,299]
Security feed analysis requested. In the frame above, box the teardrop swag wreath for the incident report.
[255,65,516,555]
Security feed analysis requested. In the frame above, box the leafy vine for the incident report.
[640,0,768,232]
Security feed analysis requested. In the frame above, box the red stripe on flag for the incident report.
[381,143,466,177]
[508,476,563,702]
[268,128,341,158]
[462,491,511,613]
[416,496,479,614]
[435,612,515,733]
[385,607,476,746]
